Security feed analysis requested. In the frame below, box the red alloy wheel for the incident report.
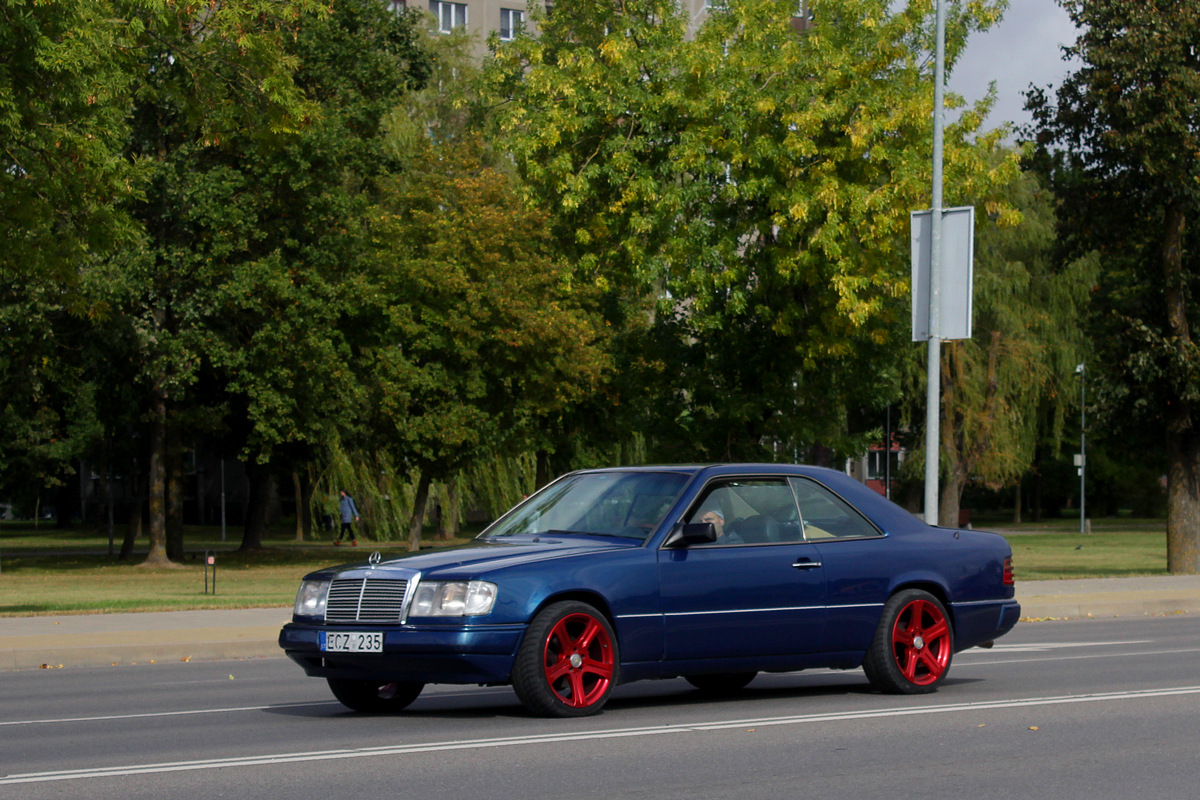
[889,597,952,685]
[541,612,615,709]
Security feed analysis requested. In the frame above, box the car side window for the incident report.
[684,478,804,545]
[788,478,882,540]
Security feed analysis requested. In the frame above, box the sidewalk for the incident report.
[2,577,1199,671]
[0,607,292,671]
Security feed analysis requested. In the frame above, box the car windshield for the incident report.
[481,471,691,542]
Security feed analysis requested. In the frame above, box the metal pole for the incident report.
[923,0,947,525]
[220,459,227,543]
[1079,364,1087,533]
[107,467,114,557]
[885,405,892,500]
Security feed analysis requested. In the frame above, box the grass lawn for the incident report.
[0,516,1172,615]
[0,522,475,616]
[972,515,1169,580]
[1001,532,1167,580]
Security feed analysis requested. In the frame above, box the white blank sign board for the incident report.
[911,206,974,341]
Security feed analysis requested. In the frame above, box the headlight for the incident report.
[294,579,330,618]
[410,581,497,617]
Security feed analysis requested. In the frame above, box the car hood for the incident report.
[305,535,642,580]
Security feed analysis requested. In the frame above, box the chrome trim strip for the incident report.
[664,605,826,616]
[399,572,423,625]
[617,602,885,621]
[951,598,1016,607]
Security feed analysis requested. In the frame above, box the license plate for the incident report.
[320,631,383,653]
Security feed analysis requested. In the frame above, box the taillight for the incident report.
[1002,556,1015,586]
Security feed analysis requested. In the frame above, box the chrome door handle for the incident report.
[792,559,822,569]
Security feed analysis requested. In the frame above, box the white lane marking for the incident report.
[0,640,1181,728]
[976,640,1150,653]
[958,646,1200,667]
[0,687,513,728]
[0,702,339,727]
[4,686,1200,785]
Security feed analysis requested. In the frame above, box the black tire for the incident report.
[684,672,757,695]
[512,601,619,718]
[862,589,954,694]
[327,678,424,713]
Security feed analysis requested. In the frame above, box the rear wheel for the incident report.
[862,589,953,694]
[327,679,424,713]
[684,672,757,695]
[513,601,618,717]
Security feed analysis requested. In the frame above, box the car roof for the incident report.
[567,463,926,535]
[569,463,849,479]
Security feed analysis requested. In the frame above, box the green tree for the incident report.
[104,0,358,563]
[906,165,1094,528]
[364,137,609,550]
[0,0,134,284]
[199,0,431,550]
[1,0,138,500]
[1028,0,1200,572]
[487,0,1016,462]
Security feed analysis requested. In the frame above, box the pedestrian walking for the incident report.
[335,490,359,547]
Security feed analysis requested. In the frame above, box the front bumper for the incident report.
[279,621,526,685]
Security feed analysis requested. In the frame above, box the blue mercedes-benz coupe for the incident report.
[279,464,1019,717]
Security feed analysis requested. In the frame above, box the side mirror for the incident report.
[665,521,718,548]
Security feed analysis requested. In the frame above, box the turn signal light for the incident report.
[1002,556,1015,586]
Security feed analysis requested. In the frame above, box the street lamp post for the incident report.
[923,0,948,526]
[1079,364,1087,532]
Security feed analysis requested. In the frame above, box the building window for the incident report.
[865,450,900,482]
[429,1,467,33]
[387,1,406,12]
[499,8,524,41]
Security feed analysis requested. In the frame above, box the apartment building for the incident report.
[395,0,716,55]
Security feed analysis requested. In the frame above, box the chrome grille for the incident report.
[326,578,409,623]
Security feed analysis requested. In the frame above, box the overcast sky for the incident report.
[946,0,1081,133]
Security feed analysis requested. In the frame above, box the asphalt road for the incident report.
[2,616,1199,800]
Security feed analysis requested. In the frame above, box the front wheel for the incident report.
[862,589,954,694]
[512,601,619,717]
[327,679,424,713]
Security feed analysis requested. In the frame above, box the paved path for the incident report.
[2,577,1199,672]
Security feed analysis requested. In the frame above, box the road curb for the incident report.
[1,628,284,671]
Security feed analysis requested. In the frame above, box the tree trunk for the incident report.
[293,471,309,542]
[1012,482,1022,525]
[1162,200,1199,573]
[938,334,1002,530]
[166,435,185,562]
[439,476,461,539]
[142,389,171,565]
[55,473,80,529]
[1166,418,1200,574]
[408,471,432,552]
[241,463,272,552]
[119,465,145,561]
[535,450,553,492]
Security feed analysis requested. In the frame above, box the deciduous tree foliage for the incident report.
[106,0,429,560]
[905,165,1094,528]
[364,137,610,550]
[1028,0,1200,572]
[488,0,1017,461]
[1,0,137,500]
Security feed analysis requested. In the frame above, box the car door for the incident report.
[656,477,827,660]
[788,476,892,653]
